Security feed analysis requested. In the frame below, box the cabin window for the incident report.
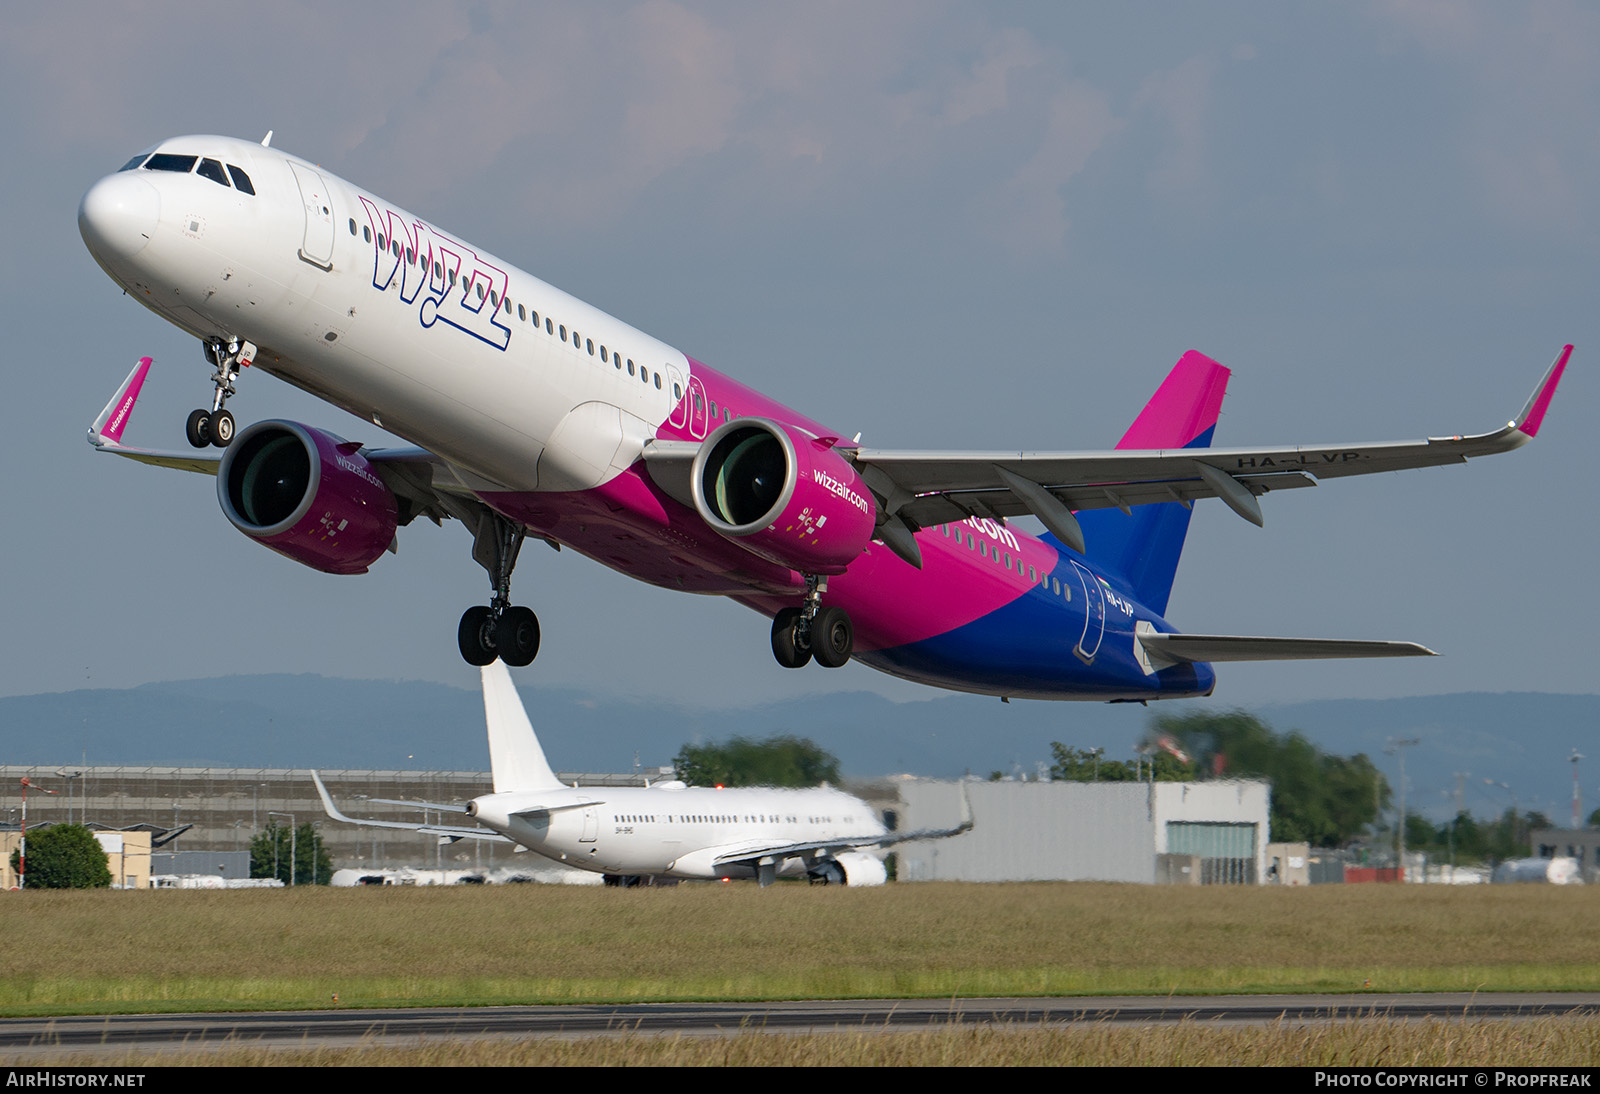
[546,318,553,335]
[392,241,401,258]
[226,165,255,195]
[406,248,415,265]
[586,338,594,355]
[347,218,357,235]
[518,304,526,321]
[559,324,567,341]
[144,153,197,174]
[489,290,499,307]
[656,374,664,390]
[434,261,443,278]
[673,383,682,398]
[628,360,636,377]
[504,297,512,314]
[477,283,486,301]
[363,225,371,243]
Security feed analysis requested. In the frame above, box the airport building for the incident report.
[2,765,1276,886]
[0,764,663,880]
[891,778,1271,884]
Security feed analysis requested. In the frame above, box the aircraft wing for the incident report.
[87,357,495,528]
[311,771,510,843]
[848,347,1570,553]
[711,788,975,868]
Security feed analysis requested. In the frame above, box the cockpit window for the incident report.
[118,154,149,172]
[197,158,230,187]
[227,165,255,195]
[144,153,198,174]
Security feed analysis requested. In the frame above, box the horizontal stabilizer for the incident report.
[1140,632,1436,665]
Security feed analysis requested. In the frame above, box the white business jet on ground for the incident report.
[314,662,971,886]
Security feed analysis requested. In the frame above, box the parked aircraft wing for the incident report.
[311,770,509,842]
[850,346,1570,535]
[711,786,975,867]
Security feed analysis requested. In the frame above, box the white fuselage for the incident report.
[471,783,886,881]
[82,136,681,494]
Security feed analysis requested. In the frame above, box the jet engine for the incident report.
[217,420,399,575]
[809,852,888,887]
[690,418,877,574]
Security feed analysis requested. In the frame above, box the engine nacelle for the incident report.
[815,852,888,887]
[691,418,877,574]
[218,420,399,575]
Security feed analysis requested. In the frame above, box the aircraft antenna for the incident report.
[261,130,274,148]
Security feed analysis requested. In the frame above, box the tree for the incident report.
[673,735,841,788]
[8,824,111,889]
[250,821,333,885]
[1148,710,1389,847]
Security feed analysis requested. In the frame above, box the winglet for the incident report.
[1513,345,1571,438]
[311,770,356,824]
[89,357,152,447]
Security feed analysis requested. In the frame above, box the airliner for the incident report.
[79,134,1569,701]
[313,661,970,886]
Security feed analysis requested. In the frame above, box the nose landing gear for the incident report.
[770,576,853,670]
[185,337,254,449]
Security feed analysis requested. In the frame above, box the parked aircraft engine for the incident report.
[218,420,399,575]
[691,418,877,574]
[809,852,888,887]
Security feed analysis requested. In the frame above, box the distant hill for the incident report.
[1,676,1592,823]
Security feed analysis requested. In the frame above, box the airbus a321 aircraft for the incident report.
[80,134,1569,701]
[314,661,970,886]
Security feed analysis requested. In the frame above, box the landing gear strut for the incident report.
[457,511,541,667]
[770,576,853,670]
[185,337,254,449]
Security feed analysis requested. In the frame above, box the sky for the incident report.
[0,1,1594,717]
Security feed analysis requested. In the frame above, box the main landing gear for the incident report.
[771,576,853,670]
[457,510,541,667]
[185,337,256,449]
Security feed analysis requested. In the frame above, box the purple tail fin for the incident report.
[1074,351,1230,615]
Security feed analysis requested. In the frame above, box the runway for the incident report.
[5,993,1599,1052]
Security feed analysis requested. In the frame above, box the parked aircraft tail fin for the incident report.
[1073,350,1230,615]
[483,661,564,794]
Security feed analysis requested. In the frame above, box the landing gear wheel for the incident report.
[185,409,211,449]
[458,605,498,666]
[811,606,854,668]
[209,408,235,448]
[771,607,811,668]
[495,606,541,667]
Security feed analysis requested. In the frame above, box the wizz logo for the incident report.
[360,196,511,351]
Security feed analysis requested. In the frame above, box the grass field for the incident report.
[1,881,1596,1017]
[7,1018,1600,1067]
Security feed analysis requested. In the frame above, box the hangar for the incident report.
[892,778,1271,884]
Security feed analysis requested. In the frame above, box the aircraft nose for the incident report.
[78,173,160,261]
